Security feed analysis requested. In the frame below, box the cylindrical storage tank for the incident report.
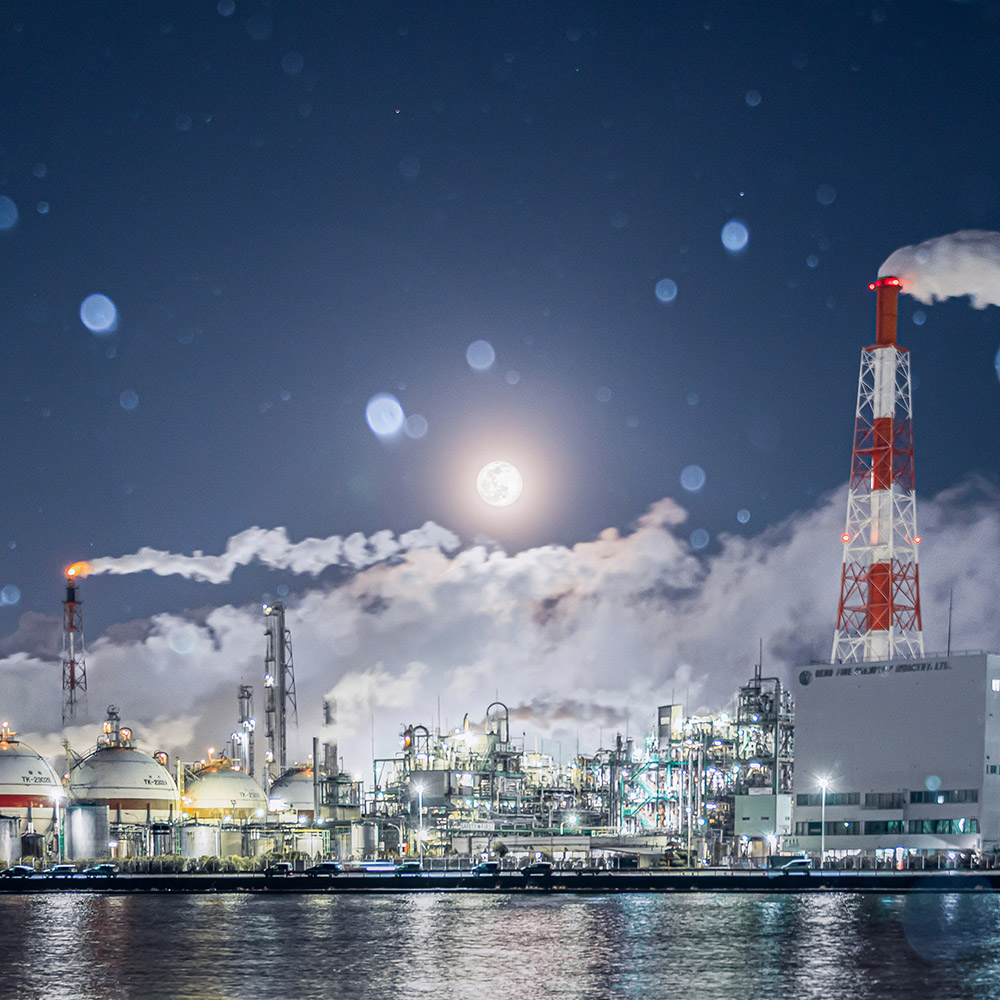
[182,762,267,821]
[0,815,21,864]
[66,804,111,859]
[294,833,324,858]
[0,726,62,834]
[220,829,243,857]
[150,824,174,856]
[180,824,220,859]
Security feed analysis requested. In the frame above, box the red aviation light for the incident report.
[869,276,902,290]
[841,533,851,543]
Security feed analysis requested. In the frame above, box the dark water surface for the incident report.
[2,891,1000,1000]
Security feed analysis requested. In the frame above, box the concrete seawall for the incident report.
[2,869,998,894]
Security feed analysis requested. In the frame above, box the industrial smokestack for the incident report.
[832,279,923,663]
[872,276,901,347]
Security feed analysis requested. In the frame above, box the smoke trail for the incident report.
[879,230,1000,308]
[87,521,461,583]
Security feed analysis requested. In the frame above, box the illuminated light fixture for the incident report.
[842,533,851,543]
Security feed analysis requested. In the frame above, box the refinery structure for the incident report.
[1,276,997,870]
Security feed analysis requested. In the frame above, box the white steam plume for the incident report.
[879,230,1000,308]
[88,522,460,583]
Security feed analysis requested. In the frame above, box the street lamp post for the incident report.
[819,778,830,869]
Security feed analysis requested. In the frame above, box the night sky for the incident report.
[2,1,999,771]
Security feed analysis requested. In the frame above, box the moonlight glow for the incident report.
[477,461,523,507]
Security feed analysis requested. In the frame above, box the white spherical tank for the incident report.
[182,760,267,820]
[268,765,317,818]
[67,708,177,825]
[0,723,62,831]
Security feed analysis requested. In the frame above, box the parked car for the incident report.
[471,861,501,876]
[264,862,294,877]
[779,858,812,872]
[519,861,553,877]
[304,861,344,876]
[0,865,35,878]
[394,860,423,875]
[42,864,78,877]
[83,864,118,877]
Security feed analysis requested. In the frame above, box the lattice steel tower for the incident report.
[62,564,89,727]
[832,276,923,663]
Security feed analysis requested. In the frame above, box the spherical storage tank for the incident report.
[67,707,178,825]
[182,758,267,820]
[0,723,62,830]
[268,765,318,818]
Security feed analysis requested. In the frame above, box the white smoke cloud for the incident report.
[4,483,999,776]
[879,229,1000,308]
[87,522,461,583]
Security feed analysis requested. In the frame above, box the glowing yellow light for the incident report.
[66,561,93,578]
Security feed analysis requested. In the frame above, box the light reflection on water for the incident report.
[2,892,1000,1000]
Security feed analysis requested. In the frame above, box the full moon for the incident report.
[477,461,523,507]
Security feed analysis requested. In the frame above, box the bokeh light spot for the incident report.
[0,584,21,606]
[690,529,710,550]
[721,219,749,252]
[596,386,612,403]
[610,211,628,229]
[686,392,700,406]
[281,51,304,75]
[0,196,19,231]
[680,464,706,492]
[806,254,819,268]
[80,293,118,334]
[913,311,926,326]
[655,278,678,303]
[745,89,762,107]
[466,339,495,371]
[737,508,751,524]
[505,370,520,385]
[168,624,198,655]
[37,201,49,215]
[119,389,139,411]
[365,393,405,437]
[217,0,235,14]
[924,775,942,792]
[404,413,428,439]
[816,184,837,206]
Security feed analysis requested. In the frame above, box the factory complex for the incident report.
[2,276,998,871]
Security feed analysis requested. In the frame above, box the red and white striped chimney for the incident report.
[832,277,923,663]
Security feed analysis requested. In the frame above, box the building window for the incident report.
[864,820,904,835]
[909,789,978,805]
[989,765,999,776]
[796,791,860,807]
[992,679,1000,692]
[865,792,905,809]
[907,818,979,835]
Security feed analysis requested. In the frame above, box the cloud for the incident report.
[879,230,1000,308]
[3,482,999,777]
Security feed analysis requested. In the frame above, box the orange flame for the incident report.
[66,561,93,579]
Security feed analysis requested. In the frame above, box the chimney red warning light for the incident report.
[831,277,923,663]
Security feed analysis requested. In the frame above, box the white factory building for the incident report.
[786,651,1000,861]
